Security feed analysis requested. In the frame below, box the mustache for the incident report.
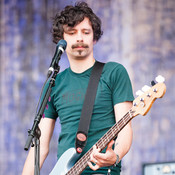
[72,43,89,49]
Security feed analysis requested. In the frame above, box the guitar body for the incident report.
[49,148,80,175]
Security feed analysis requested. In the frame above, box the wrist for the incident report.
[114,153,120,166]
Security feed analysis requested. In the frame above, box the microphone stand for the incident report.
[24,63,60,175]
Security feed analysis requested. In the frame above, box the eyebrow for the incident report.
[82,29,91,32]
[64,26,92,32]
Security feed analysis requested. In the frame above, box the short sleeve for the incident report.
[41,81,58,120]
[110,64,134,105]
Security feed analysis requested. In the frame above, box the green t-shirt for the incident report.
[44,61,134,174]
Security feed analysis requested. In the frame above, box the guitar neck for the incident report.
[66,109,134,175]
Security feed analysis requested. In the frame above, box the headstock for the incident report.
[132,75,166,117]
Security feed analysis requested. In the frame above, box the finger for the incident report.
[90,154,98,164]
[90,148,99,164]
[92,140,114,161]
[93,145,101,152]
[88,161,100,171]
[92,145,101,159]
[106,140,115,151]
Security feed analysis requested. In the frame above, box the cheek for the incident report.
[65,45,71,52]
[63,34,70,44]
[89,37,95,45]
[66,43,74,53]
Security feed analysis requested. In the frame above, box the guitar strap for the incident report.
[75,61,105,154]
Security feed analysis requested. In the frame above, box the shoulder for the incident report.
[56,68,69,79]
[102,61,127,76]
[53,68,70,85]
[100,61,131,87]
[46,68,70,92]
[104,61,125,71]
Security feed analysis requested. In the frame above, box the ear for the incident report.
[93,40,97,45]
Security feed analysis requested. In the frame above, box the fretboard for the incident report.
[66,109,134,175]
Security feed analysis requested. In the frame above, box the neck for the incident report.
[68,55,96,73]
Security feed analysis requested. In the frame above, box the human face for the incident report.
[63,17,95,60]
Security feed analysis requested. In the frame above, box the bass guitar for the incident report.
[50,75,166,175]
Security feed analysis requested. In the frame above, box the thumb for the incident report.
[106,140,115,151]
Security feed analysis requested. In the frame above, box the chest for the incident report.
[52,75,113,123]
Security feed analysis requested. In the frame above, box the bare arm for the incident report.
[22,118,55,175]
[113,101,133,162]
[88,101,133,170]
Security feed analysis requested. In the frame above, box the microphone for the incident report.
[47,39,67,77]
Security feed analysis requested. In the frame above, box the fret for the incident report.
[118,120,123,130]
[97,139,102,149]
[67,168,73,175]
[99,136,105,147]
[120,118,125,127]
[109,129,115,140]
[125,113,131,123]
[116,123,120,132]
[128,110,133,118]
[103,134,109,144]
[110,128,115,138]
[98,136,105,149]
[122,118,126,125]
[112,127,117,136]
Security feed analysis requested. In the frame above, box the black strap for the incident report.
[75,61,105,154]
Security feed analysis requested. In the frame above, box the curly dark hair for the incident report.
[52,2,103,44]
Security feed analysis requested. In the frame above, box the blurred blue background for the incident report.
[0,0,175,174]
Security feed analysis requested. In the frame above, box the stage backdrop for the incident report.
[0,0,175,175]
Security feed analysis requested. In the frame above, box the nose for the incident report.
[76,31,83,42]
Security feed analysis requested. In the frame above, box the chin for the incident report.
[74,56,87,60]
[74,53,88,58]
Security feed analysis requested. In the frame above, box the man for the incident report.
[22,2,134,175]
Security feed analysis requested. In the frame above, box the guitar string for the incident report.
[66,109,134,174]
[67,118,131,175]
[66,110,133,175]
[67,111,132,175]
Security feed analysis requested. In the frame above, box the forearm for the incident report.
[114,122,133,162]
[113,102,133,162]
[22,145,49,175]
[22,118,55,175]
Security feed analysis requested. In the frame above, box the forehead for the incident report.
[63,17,93,32]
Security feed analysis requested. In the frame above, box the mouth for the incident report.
[74,46,85,50]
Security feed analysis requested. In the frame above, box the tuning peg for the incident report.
[136,90,144,96]
[156,75,165,83]
[151,81,156,86]
[142,85,151,92]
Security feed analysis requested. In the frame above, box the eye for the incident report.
[84,31,90,35]
[69,32,75,35]
[67,30,76,35]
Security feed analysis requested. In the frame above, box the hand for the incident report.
[88,140,117,171]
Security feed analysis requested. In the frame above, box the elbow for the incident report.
[44,147,50,157]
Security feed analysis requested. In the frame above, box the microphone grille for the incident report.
[57,39,67,50]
